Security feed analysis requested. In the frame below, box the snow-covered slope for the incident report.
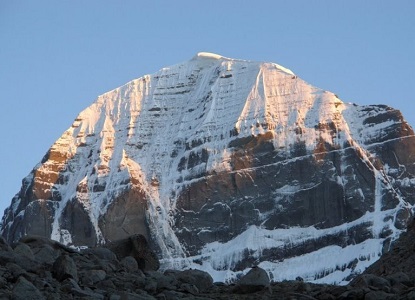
[2,52,415,284]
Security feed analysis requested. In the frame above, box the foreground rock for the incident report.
[2,233,415,299]
[233,266,270,294]
[106,234,160,271]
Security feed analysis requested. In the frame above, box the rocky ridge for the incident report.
[2,232,415,299]
[2,52,415,283]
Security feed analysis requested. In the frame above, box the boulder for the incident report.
[118,291,156,300]
[179,283,199,294]
[52,254,78,282]
[406,290,415,299]
[106,234,159,271]
[120,256,139,272]
[337,288,366,300]
[144,277,158,294]
[82,247,117,261]
[175,269,213,293]
[70,287,105,299]
[33,244,60,265]
[0,236,11,251]
[145,270,177,291]
[386,271,412,287]
[12,276,45,300]
[60,277,81,293]
[13,243,34,260]
[351,274,391,292]
[364,290,394,300]
[84,269,107,285]
[233,266,270,294]
[5,263,26,281]
[19,235,77,253]
[0,250,17,265]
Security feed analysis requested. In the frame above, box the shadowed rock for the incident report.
[12,276,45,300]
[82,247,117,261]
[13,243,34,260]
[52,254,78,282]
[175,269,214,293]
[0,236,11,252]
[106,234,159,271]
[233,266,270,294]
[357,220,415,280]
[1,231,415,299]
[19,235,78,253]
[120,256,139,272]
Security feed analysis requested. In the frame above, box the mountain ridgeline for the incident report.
[2,52,415,284]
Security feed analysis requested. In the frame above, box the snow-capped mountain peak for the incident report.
[194,51,225,60]
[2,53,415,284]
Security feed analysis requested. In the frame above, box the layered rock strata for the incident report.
[2,52,415,283]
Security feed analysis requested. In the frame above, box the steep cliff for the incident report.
[2,52,415,284]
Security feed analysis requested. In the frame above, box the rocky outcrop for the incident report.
[353,219,415,282]
[2,53,415,283]
[106,234,160,271]
[2,234,415,299]
[233,266,271,294]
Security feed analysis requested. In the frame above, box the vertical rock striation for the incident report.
[2,52,415,283]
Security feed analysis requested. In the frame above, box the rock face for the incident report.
[106,234,160,271]
[2,52,415,283]
[356,219,415,280]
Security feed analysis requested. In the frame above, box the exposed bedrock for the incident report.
[2,53,415,284]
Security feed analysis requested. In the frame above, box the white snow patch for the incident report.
[59,229,73,245]
[260,239,384,285]
[194,52,224,60]
[270,63,295,76]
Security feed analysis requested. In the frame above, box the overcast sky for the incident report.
[1,1,414,216]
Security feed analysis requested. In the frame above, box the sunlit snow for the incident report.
[4,52,415,285]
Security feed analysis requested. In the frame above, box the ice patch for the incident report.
[59,229,73,245]
[260,239,384,285]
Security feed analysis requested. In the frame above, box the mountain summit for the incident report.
[2,53,415,284]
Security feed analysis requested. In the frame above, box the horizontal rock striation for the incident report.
[2,53,415,284]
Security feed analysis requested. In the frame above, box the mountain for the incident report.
[2,52,415,284]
